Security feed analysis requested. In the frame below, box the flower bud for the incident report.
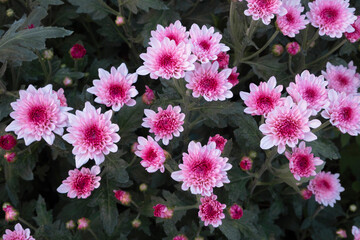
[286,42,301,56]
[70,44,86,59]
[77,217,90,230]
[227,67,239,87]
[142,85,155,105]
[115,16,125,26]
[2,203,18,222]
[4,152,16,163]
[194,237,204,240]
[173,234,188,240]
[301,189,312,200]
[239,156,252,171]
[336,229,347,238]
[0,134,17,150]
[249,151,257,159]
[208,134,227,152]
[131,142,139,153]
[63,77,73,86]
[132,219,141,228]
[215,52,229,69]
[163,149,171,160]
[272,44,284,57]
[139,183,148,192]
[229,203,243,219]
[66,220,76,230]
[43,49,53,60]
[153,204,173,219]
[350,204,357,212]
[113,189,131,206]
[6,9,14,17]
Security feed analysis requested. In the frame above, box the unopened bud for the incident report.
[249,151,257,159]
[271,44,284,56]
[301,189,313,200]
[66,220,76,229]
[43,49,53,60]
[336,229,347,238]
[113,189,131,206]
[142,85,155,105]
[6,9,14,17]
[350,204,357,212]
[63,77,73,86]
[115,16,125,26]
[131,142,139,153]
[239,156,252,171]
[2,203,18,222]
[77,217,90,230]
[286,42,301,56]
[4,152,16,163]
[139,183,148,192]
[132,219,141,228]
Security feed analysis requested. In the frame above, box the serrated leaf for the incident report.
[33,195,53,226]
[137,0,168,12]
[307,138,340,160]
[36,0,64,8]
[0,94,16,121]
[248,54,288,81]
[67,0,109,20]
[53,68,84,84]
[273,164,300,193]
[219,219,241,240]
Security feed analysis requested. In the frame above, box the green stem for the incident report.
[131,200,140,209]
[19,217,37,231]
[241,30,279,61]
[88,228,100,240]
[164,163,174,173]
[127,155,137,167]
[312,120,330,133]
[246,19,258,38]
[45,59,52,84]
[312,206,324,219]
[288,55,295,75]
[306,29,319,49]
[306,39,347,67]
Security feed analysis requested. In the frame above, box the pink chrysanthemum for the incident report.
[2,203,18,222]
[63,102,120,168]
[142,85,155,105]
[321,61,360,95]
[240,76,283,116]
[135,136,166,173]
[307,171,344,207]
[336,229,347,238]
[352,226,360,240]
[276,0,309,37]
[0,134,16,150]
[150,20,189,45]
[4,152,16,163]
[87,64,138,111]
[54,88,68,107]
[185,62,233,101]
[5,84,71,146]
[142,105,185,145]
[321,90,360,136]
[301,188,313,200]
[345,16,360,43]
[57,165,101,199]
[77,218,90,230]
[228,67,240,87]
[285,141,324,181]
[229,203,243,220]
[173,235,188,240]
[153,204,173,219]
[189,24,229,63]
[198,194,226,227]
[286,42,301,55]
[286,70,329,115]
[137,38,196,80]
[114,189,131,205]
[208,134,227,152]
[259,97,321,154]
[215,52,230,69]
[244,0,287,25]
[306,0,356,38]
[2,223,35,240]
[239,156,253,171]
[171,141,232,196]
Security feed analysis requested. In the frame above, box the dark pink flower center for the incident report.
[108,84,126,99]
[295,154,310,170]
[321,7,338,23]
[199,40,211,51]
[204,204,217,217]
[303,88,318,102]
[336,75,349,86]
[28,105,48,124]
[339,106,353,121]
[191,159,212,177]
[159,53,175,68]
[256,95,274,111]
[74,174,92,193]
[276,118,299,138]
[166,33,179,44]
[318,179,332,191]
[154,111,178,133]
[84,125,104,147]
[199,77,218,92]
[144,147,158,162]
[285,13,295,23]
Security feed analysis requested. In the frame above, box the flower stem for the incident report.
[312,120,330,133]
[164,163,174,173]
[288,55,295,75]
[19,217,37,231]
[131,200,140,209]
[306,39,347,67]
[88,227,100,240]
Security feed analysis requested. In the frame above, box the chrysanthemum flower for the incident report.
[189,24,229,63]
[137,38,196,80]
[142,105,185,145]
[215,52,229,69]
[70,43,86,59]
[239,156,253,171]
[285,141,324,181]
[0,134,16,150]
[150,20,189,45]
[2,223,35,240]
[87,64,138,111]
[173,235,188,240]
[244,0,287,25]
[306,0,356,38]
[63,102,120,168]
[142,85,155,105]
[307,171,344,207]
[66,220,76,230]
[5,84,71,146]
[54,88,68,107]
[198,194,226,227]
[229,203,243,220]
[4,152,16,163]
[171,141,232,196]
[321,90,360,136]
[2,203,18,222]
[240,76,283,117]
[352,226,360,240]
[135,136,166,173]
[301,188,313,200]
[336,229,347,238]
[77,218,90,230]
[57,165,101,199]
[286,42,301,55]
[345,16,360,43]
[321,61,360,95]
[259,97,321,154]
[114,189,131,205]
[185,62,233,101]
[276,0,309,37]
[153,204,173,219]
[286,70,329,115]
[208,134,227,152]
[228,67,240,87]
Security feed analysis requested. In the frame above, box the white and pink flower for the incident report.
[345,16,360,43]
[208,134,227,152]
[352,226,360,240]
[54,88,68,107]
[228,67,240,87]
[244,0,287,25]
[2,223,35,240]
[150,20,189,45]
[135,136,166,173]
[153,204,173,219]
[198,194,226,227]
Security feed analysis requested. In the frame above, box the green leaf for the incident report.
[219,219,241,240]
[307,138,340,160]
[105,152,129,184]
[33,195,53,226]
[67,0,109,20]
[273,164,300,193]
[53,68,84,84]
[36,0,64,8]
[248,54,288,81]
[15,151,37,181]
[137,0,168,12]
[0,94,16,121]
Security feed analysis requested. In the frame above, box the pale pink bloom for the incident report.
[321,61,360,95]
[244,0,287,25]
[62,102,120,168]
[307,171,344,207]
[87,64,138,111]
[2,203,18,222]
[171,141,232,196]
[114,189,131,205]
[285,141,324,181]
[229,203,243,220]
[239,156,253,171]
[66,220,75,229]
[228,67,240,87]
[2,223,35,240]
[286,42,301,55]
[240,76,283,117]
[5,84,71,146]
[306,0,356,38]
[352,226,360,240]
[63,77,72,86]
[276,0,309,37]
[131,142,139,153]
[132,219,141,228]
[185,62,233,101]
[4,152,16,163]
[336,229,347,238]
[215,52,229,69]
[77,218,90,230]
[142,85,155,105]
[153,204,173,219]
[137,38,196,80]
[208,134,227,152]
[57,165,101,199]
[135,136,165,173]
[142,105,185,145]
[321,90,360,136]
[115,16,125,26]
[150,20,189,45]
[198,194,226,227]
[189,24,229,63]
[345,16,360,43]
[173,235,188,240]
[272,44,284,56]
[259,97,321,154]
[301,188,313,200]
[286,70,329,115]
[54,88,68,107]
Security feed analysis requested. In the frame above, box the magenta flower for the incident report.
[173,235,188,240]
[239,156,253,171]
[244,0,287,25]
[142,85,155,105]
[2,223,35,240]
[153,204,173,219]
[276,0,309,37]
[142,105,185,145]
[215,52,230,69]
[198,194,226,227]
[285,142,324,181]
[189,24,229,63]
[135,136,166,173]
[70,43,86,59]
[336,229,347,238]
[77,217,90,230]
[301,189,313,200]
[2,203,18,222]
[208,134,227,152]
[352,226,360,240]
[4,152,16,163]
[171,141,232,196]
[185,62,233,101]
[307,171,344,207]
[229,203,243,220]
[228,67,240,87]
[114,189,131,205]
[286,70,329,115]
[345,16,360,43]
[321,61,360,95]
[63,102,120,168]
[150,20,189,45]
[306,0,356,38]
[286,42,301,55]
[240,76,283,117]
[87,64,138,111]
[321,90,360,136]
[0,134,16,150]
[259,97,321,154]
[5,84,71,146]
[137,38,196,80]
[57,165,101,199]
